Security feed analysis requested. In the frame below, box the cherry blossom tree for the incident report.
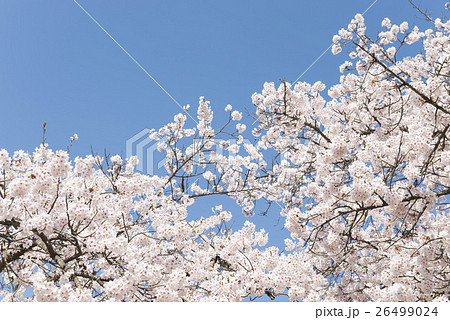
[1,6,450,302]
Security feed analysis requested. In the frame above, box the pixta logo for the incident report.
[126,129,166,175]
[126,129,288,176]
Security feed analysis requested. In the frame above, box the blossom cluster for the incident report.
[1,9,450,302]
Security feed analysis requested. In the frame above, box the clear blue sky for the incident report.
[0,0,445,156]
[0,0,446,301]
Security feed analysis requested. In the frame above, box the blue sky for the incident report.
[0,0,447,301]
[0,0,445,156]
